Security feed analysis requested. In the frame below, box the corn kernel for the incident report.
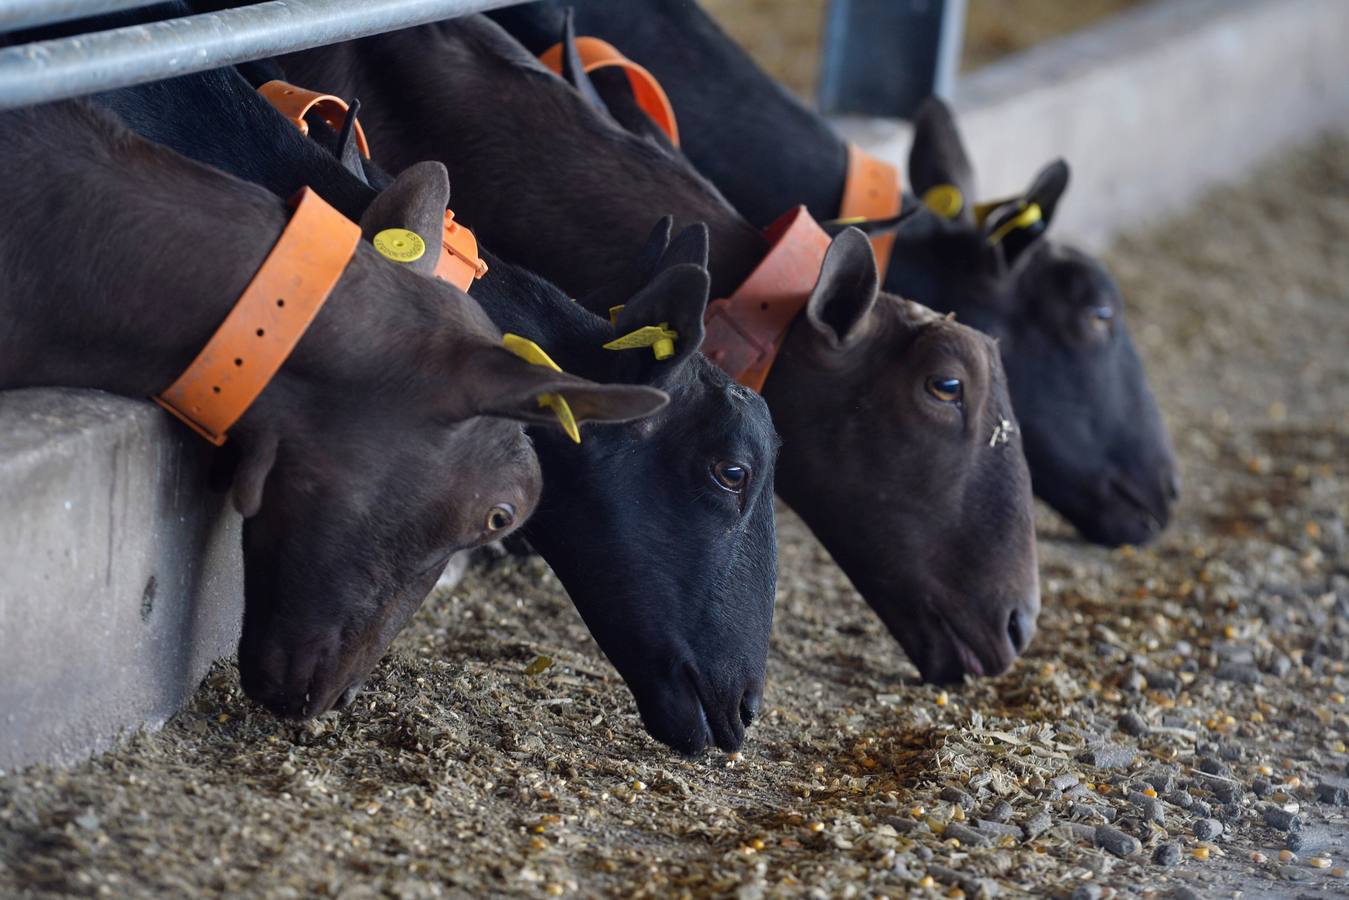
[1286,776,1302,788]
[1310,857,1332,869]
[946,889,965,899]
[530,837,547,850]
[545,885,564,897]
[1258,765,1274,776]
[1251,712,1265,724]
[918,876,935,889]
[808,821,824,833]
[1250,851,1266,863]
[1223,625,1237,639]
[951,806,966,821]
[1332,693,1346,705]
[1143,788,1158,798]
[910,806,926,817]
[739,844,756,856]
[1280,850,1297,862]
[631,780,646,791]
[1192,847,1210,860]
[946,838,961,848]
[750,838,765,851]
[1040,662,1056,677]
[935,691,949,708]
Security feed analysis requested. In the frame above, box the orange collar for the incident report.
[258,79,370,158]
[155,187,361,446]
[702,206,831,393]
[538,36,680,147]
[839,142,902,281]
[256,79,486,293]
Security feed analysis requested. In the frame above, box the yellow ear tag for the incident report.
[501,333,581,444]
[983,201,1043,246]
[372,227,426,263]
[923,184,965,221]
[603,323,679,361]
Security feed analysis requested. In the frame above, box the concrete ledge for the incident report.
[837,0,1349,250]
[0,389,242,772]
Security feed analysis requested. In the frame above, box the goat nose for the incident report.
[1007,607,1036,655]
[740,689,763,728]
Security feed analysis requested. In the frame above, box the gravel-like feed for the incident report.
[2,133,1347,898]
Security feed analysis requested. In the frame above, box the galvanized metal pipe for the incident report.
[0,0,518,109]
[0,0,168,33]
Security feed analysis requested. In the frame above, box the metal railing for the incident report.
[0,0,519,110]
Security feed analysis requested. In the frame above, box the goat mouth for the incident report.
[1107,476,1167,533]
[940,617,987,678]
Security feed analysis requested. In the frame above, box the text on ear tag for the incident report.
[602,323,678,360]
[501,333,581,444]
[373,227,426,263]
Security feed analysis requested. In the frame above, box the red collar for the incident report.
[701,207,831,392]
[155,188,360,445]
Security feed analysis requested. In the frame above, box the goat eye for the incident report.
[485,503,516,532]
[712,461,749,494]
[1085,305,1114,339]
[925,375,963,404]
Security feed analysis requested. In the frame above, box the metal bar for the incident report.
[817,0,967,119]
[0,0,168,33]
[0,0,520,110]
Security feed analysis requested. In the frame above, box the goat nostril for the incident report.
[1007,608,1033,655]
[740,691,763,727]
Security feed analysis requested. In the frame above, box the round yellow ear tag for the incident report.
[923,184,965,221]
[373,228,426,263]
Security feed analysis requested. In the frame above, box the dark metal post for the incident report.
[817,0,966,119]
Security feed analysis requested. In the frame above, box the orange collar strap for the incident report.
[155,188,361,446]
[839,142,902,280]
[539,36,680,147]
[258,79,370,159]
[702,206,831,393]
[436,208,488,291]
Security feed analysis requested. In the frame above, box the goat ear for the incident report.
[232,432,278,519]
[657,222,709,272]
[358,160,449,275]
[611,263,710,376]
[472,347,669,427]
[577,215,672,315]
[335,98,369,185]
[805,228,879,349]
[1026,158,1069,228]
[559,8,606,110]
[908,96,976,226]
